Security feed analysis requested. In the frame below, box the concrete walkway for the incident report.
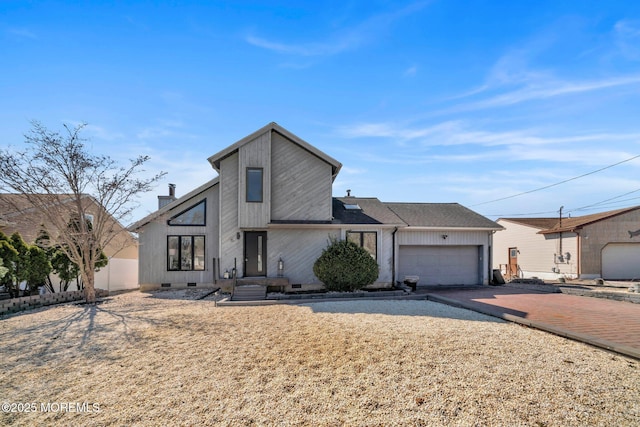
[424,286,640,360]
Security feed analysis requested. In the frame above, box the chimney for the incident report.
[346,189,351,197]
[158,183,177,209]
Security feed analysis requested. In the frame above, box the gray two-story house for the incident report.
[130,122,502,293]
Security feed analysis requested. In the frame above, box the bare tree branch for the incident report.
[0,121,166,302]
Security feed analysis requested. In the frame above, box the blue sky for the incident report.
[2,1,640,224]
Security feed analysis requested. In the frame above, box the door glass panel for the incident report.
[257,235,263,273]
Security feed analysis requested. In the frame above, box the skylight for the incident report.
[344,204,361,210]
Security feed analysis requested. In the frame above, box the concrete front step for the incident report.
[231,285,267,301]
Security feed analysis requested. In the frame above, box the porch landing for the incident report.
[224,277,289,301]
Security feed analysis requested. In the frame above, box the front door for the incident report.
[508,247,518,278]
[244,231,267,277]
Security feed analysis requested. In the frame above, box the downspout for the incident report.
[559,206,563,260]
[392,227,398,287]
[489,231,495,285]
[576,231,582,278]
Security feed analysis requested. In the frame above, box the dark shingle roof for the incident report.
[332,197,406,225]
[385,202,502,229]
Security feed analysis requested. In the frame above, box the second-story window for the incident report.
[246,167,263,203]
[168,200,206,226]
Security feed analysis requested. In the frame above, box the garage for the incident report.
[602,243,640,280]
[398,245,480,286]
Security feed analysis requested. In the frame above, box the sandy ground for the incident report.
[0,290,638,426]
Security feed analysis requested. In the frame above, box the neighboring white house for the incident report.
[129,122,502,292]
[494,206,640,280]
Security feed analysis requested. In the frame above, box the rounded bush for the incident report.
[313,238,379,292]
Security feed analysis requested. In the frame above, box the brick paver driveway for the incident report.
[425,286,640,359]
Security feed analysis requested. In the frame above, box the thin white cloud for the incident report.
[340,166,367,175]
[245,1,430,57]
[84,124,125,141]
[614,19,640,60]
[245,35,353,56]
[338,120,640,149]
[447,21,640,112]
[464,74,640,110]
[445,84,490,100]
[403,65,418,77]
[136,119,197,141]
[337,120,462,140]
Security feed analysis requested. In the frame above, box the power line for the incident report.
[471,154,640,207]
[481,209,559,217]
[567,188,640,214]
[483,194,640,218]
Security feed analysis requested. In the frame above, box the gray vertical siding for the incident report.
[268,228,340,285]
[219,153,245,276]
[137,185,219,287]
[271,132,333,221]
[238,131,271,228]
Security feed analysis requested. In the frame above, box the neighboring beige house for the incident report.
[130,122,502,293]
[494,206,640,281]
[0,194,139,291]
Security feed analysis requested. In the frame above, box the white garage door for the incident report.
[398,245,479,286]
[602,243,640,280]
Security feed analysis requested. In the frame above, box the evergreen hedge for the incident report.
[313,238,379,292]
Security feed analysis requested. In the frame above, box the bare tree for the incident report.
[0,121,165,303]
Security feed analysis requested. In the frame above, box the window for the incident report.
[168,235,205,271]
[84,214,94,226]
[168,200,206,226]
[246,168,263,202]
[346,231,377,261]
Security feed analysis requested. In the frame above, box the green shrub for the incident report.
[313,238,379,292]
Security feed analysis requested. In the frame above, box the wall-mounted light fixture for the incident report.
[441,234,448,240]
[236,232,241,240]
[277,258,284,277]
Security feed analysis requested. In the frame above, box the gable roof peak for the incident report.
[207,122,342,179]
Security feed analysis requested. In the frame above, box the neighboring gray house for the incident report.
[130,122,502,292]
[494,206,640,281]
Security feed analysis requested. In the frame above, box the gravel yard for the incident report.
[1,290,638,426]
